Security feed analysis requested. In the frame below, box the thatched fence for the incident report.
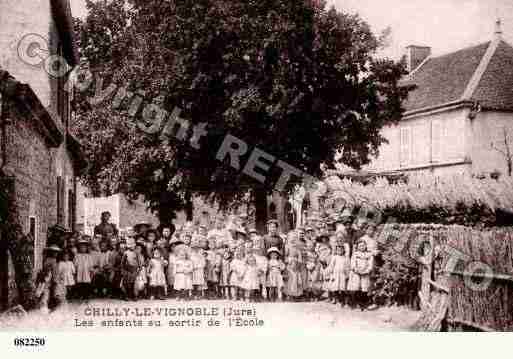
[380,224,513,331]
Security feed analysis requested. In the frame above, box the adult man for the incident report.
[263,219,284,253]
[94,211,119,241]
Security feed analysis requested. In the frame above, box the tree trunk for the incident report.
[185,192,193,222]
[254,187,268,233]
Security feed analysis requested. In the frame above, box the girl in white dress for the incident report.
[229,248,246,300]
[74,239,94,300]
[266,247,285,302]
[241,255,260,302]
[326,245,350,306]
[190,241,206,299]
[348,241,375,310]
[148,248,167,300]
[58,251,75,299]
[173,250,193,300]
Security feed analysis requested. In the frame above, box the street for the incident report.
[0,299,420,332]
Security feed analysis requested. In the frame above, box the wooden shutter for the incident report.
[400,127,412,167]
[68,189,76,231]
[57,176,65,226]
[432,120,442,162]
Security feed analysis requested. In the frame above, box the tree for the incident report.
[73,0,409,230]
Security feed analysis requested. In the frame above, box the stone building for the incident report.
[0,0,84,310]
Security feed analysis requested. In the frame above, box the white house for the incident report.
[367,21,513,178]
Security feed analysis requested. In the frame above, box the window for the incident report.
[400,126,412,166]
[68,189,75,231]
[432,120,442,162]
[57,176,65,226]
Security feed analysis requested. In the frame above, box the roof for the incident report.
[1,67,86,169]
[50,0,79,67]
[471,41,513,111]
[402,42,490,113]
[66,132,87,172]
[1,68,64,147]
[402,39,513,114]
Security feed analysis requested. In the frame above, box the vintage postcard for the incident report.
[1,0,513,356]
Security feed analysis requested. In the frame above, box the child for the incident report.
[348,240,374,310]
[108,242,125,299]
[241,254,260,302]
[93,240,111,298]
[74,239,94,301]
[220,247,232,299]
[167,239,182,298]
[35,266,53,314]
[205,240,222,299]
[305,251,321,301]
[327,245,350,306]
[58,250,75,300]
[190,240,206,299]
[134,243,147,300]
[121,238,142,301]
[173,249,193,300]
[284,247,303,301]
[253,247,268,301]
[229,248,246,300]
[147,247,167,300]
[266,247,285,302]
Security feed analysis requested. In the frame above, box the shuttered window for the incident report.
[432,120,443,163]
[57,176,65,226]
[400,126,412,167]
[68,189,75,231]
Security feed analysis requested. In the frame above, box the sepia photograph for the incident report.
[1,0,513,354]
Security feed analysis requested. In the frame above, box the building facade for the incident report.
[76,188,160,236]
[367,25,513,178]
[0,0,83,309]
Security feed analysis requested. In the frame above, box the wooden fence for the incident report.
[409,225,513,331]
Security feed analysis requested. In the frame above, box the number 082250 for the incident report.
[13,337,46,347]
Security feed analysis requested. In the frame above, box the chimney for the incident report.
[495,18,503,40]
[405,45,431,73]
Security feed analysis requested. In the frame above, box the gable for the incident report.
[471,41,513,111]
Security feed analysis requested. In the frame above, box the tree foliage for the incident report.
[73,0,408,223]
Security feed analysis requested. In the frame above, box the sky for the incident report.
[70,0,513,60]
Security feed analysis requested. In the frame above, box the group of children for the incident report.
[36,218,379,311]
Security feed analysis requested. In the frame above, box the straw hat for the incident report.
[267,219,279,226]
[235,227,247,236]
[45,244,62,252]
[248,228,258,234]
[267,247,282,258]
